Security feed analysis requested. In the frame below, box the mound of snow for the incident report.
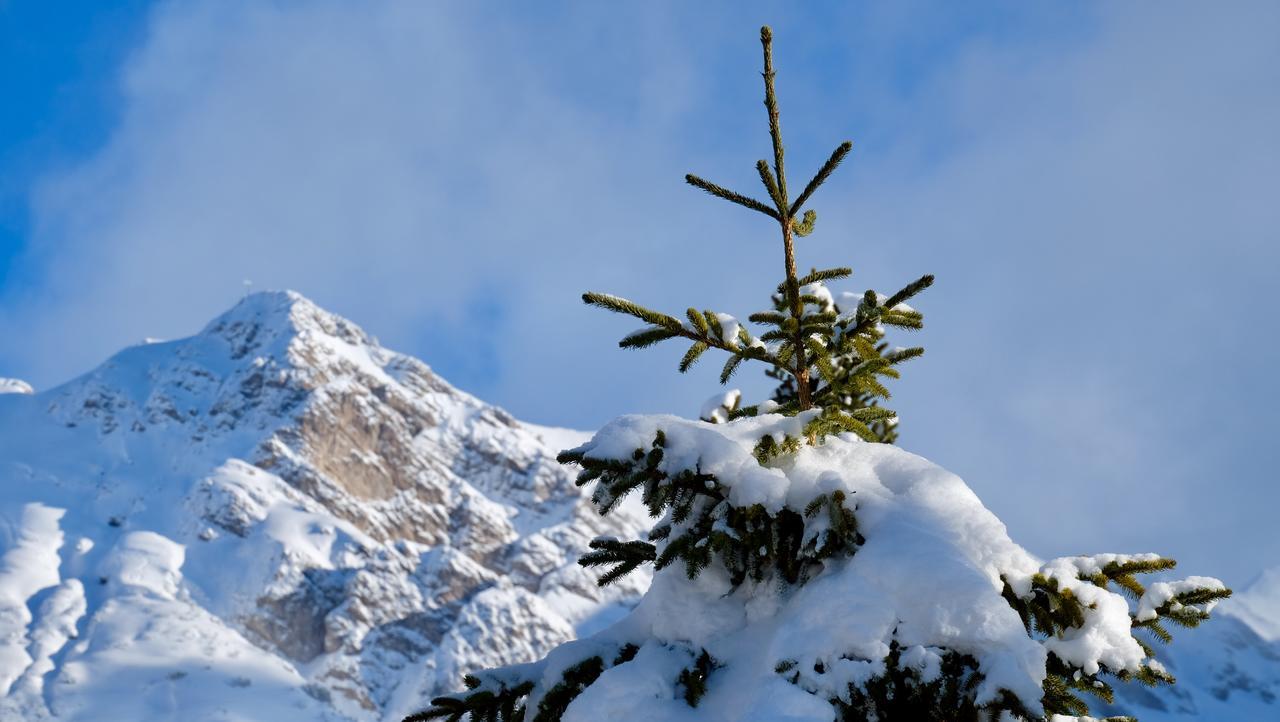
[461,414,1223,721]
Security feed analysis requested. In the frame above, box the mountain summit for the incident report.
[0,291,646,721]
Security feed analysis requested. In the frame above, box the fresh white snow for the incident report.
[699,390,742,424]
[467,413,1236,721]
[0,504,67,696]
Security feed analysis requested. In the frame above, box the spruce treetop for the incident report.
[583,25,932,446]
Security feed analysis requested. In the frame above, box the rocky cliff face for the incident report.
[0,291,647,721]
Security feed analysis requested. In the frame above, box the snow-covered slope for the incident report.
[0,291,647,721]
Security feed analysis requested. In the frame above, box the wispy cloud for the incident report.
[1,1,1276,583]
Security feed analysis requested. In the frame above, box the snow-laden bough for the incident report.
[414,414,1229,722]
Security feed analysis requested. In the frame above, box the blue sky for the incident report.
[0,0,148,284]
[2,1,1278,586]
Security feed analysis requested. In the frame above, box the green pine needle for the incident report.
[679,342,709,372]
[789,140,853,217]
[685,174,780,219]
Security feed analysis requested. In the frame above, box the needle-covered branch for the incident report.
[404,677,533,722]
[578,538,657,587]
[789,141,853,218]
[582,292,784,382]
[996,557,1231,717]
[684,174,780,220]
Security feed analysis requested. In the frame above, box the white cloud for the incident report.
[1,1,1277,583]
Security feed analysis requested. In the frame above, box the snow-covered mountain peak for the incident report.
[1223,566,1280,643]
[0,292,647,721]
[43,289,406,441]
[200,289,379,363]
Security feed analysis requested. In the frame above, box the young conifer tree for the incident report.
[407,27,1230,722]
[703,285,921,444]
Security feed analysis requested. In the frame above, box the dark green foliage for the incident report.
[407,646,643,722]
[559,431,863,588]
[778,643,1137,722]
[685,173,780,220]
[793,642,1137,722]
[577,538,656,586]
[613,643,641,666]
[829,644,991,721]
[531,657,606,722]
[790,141,852,218]
[763,273,931,444]
[678,650,718,707]
[404,675,533,722]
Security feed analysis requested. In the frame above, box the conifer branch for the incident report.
[760,26,788,210]
[755,160,784,210]
[790,210,817,237]
[883,347,924,365]
[580,538,657,586]
[582,292,682,330]
[800,267,853,287]
[789,141,853,217]
[619,327,680,349]
[679,342,709,372]
[720,354,744,383]
[686,307,709,333]
[884,274,935,310]
[684,174,780,219]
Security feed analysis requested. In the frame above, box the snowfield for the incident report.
[0,291,1274,721]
